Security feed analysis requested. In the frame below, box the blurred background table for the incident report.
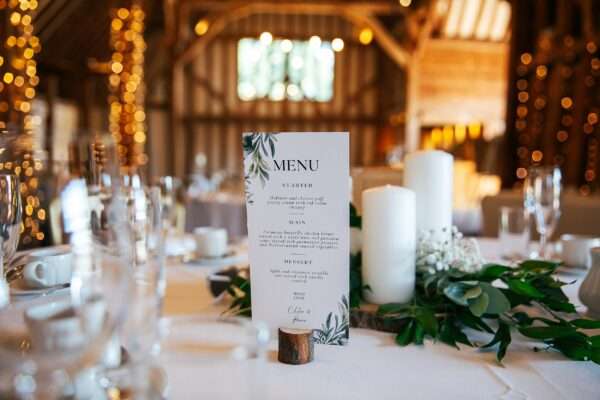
[185,193,247,241]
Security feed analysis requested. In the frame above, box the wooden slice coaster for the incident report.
[278,328,314,365]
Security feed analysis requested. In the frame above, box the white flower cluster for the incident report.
[416,226,483,275]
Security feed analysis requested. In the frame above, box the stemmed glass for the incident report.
[0,179,133,399]
[156,176,181,234]
[524,166,562,259]
[0,130,134,399]
[0,174,22,308]
[102,171,167,398]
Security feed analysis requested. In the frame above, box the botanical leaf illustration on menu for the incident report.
[243,132,277,204]
[313,295,349,345]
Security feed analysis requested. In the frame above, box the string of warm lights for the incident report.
[0,0,47,246]
[581,38,599,195]
[513,33,600,194]
[513,49,533,181]
[554,36,576,172]
[108,1,147,168]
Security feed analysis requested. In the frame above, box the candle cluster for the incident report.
[108,2,147,168]
[361,151,454,304]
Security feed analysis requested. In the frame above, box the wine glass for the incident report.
[0,132,134,398]
[116,175,167,397]
[68,131,124,247]
[156,176,181,234]
[524,166,562,259]
[0,178,133,399]
[0,174,22,308]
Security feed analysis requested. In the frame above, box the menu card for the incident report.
[243,132,349,345]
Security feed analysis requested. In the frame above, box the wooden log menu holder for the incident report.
[278,328,314,365]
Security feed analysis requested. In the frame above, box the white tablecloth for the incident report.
[160,238,600,400]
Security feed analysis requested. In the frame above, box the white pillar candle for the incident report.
[404,150,453,238]
[362,185,416,304]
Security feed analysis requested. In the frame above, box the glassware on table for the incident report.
[0,174,22,308]
[498,206,530,260]
[117,174,167,397]
[156,176,181,234]
[68,132,124,246]
[524,166,562,259]
[0,178,133,400]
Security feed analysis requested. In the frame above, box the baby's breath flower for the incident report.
[416,226,483,275]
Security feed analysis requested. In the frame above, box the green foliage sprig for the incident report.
[380,260,600,364]
[224,204,600,365]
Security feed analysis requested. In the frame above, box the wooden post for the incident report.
[45,76,59,163]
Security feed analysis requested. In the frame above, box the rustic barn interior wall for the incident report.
[174,13,399,178]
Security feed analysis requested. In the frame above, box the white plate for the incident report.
[9,277,70,297]
[185,250,247,268]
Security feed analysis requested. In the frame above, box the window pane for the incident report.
[237,38,334,102]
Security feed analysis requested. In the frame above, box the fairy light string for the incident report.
[108,1,147,169]
[0,0,46,246]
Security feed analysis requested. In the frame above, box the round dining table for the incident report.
[160,238,600,400]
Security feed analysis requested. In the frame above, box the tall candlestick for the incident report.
[404,150,453,238]
[362,185,416,304]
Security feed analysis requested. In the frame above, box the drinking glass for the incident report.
[0,174,22,267]
[156,176,181,234]
[0,174,21,308]
[0,179,133,400]
[498,206,530,260]
[68,132,124,247]
[117,175,166,397]
[524,166,562,259]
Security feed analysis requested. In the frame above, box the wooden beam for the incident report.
[180,0,408,15]
[171,63,185,177]
[343,11,410,68]
[182,115,380,125]
[177,2,412,66]
[405,2,439,152]
[177,3,252,65]
[163,0,177,45]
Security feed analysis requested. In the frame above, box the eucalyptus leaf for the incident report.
[590,347,600,364]
[479,264,511,281]
[414,322,425,345]
[444,282,478,306]
[396,320,415,346]
[465,286,483,300]
[512,312,533,326]
[571,319,600,329]
[377,303,409,316]
[519,325,576,340]
[439,317,472,349]
[542,298,577,313]
[507,279,545,299]
[456,309,494,334]
[519,260,561,271]
[552,334,592,361]
[482,322,511,362]
[416,307,438,337]
[468,292,489,317]
[479,282,511,315]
